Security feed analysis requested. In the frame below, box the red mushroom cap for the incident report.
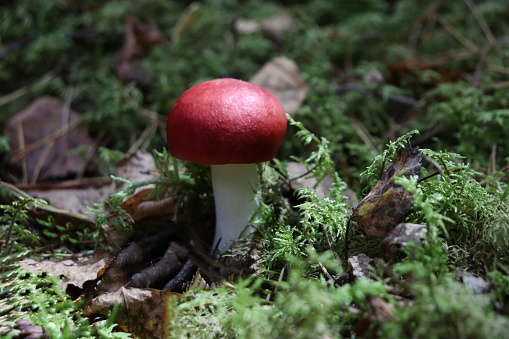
[167,78,287,165]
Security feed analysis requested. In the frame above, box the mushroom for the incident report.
[166,78,287,252]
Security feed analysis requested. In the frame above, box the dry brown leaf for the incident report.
[20,251,112,291]
[84,286,177,339]
[25,185,112,215]
[250,56,310,116]
[3,96,94,182]
[1,180,96,229]
[120,188,177,221]
[186,269,209,291]
[20,151,157,222]
[351,146,423,238]
[116,150,158,183]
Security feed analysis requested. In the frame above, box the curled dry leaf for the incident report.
[250,56,310,116]
[121,188,177,221]
[351,146,423,238]
[186,269,209,291]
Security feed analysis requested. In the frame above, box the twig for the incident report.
[351,117,379,156]
[472,43,492,88]
[420,49,477,68]
[482,81,509,89]
[489,144,497,176]
[344,218,352,261]
[125,116,158,157]
[16,122,28,184]
[0,180,94,226]
[464,0,496,45]
[13,176,112,190]
[0,69,58,107]
[434,13,478,53]
[267,265,286,302]
[76,130,105,180]
[375,3,442,56]
[11,116,84,163]
[485,64,509,75]
[30,87,74,183]
[30,139,56,184]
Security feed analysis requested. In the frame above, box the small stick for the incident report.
[11,117,83,163]
[16,122,28,184]
[30,139,56,184]
[0,69,57,107]
[472,43,492,88]
[344,218,351,261]
[464,0,496,45]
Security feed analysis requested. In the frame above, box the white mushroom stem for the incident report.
[210,163,259,253]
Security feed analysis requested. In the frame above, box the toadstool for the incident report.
[166,78,287,253]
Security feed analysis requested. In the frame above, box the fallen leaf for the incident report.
[286,161,333,200]
[25,185,112,215]
[186,269,209,291]
[0,180,95,230]
[2,319,45,339]
[116,150,158,184]
[285,161,358,205]
[457,270,493,295]
[348,253,376,280]
[235,11,295,41]
[351,146,422,238]
[20,251,112,291]
[23,150,157,216]
[380,223,427,259]
[3,96,94,183]
[1,150,162,252]
[250,56,310,116]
